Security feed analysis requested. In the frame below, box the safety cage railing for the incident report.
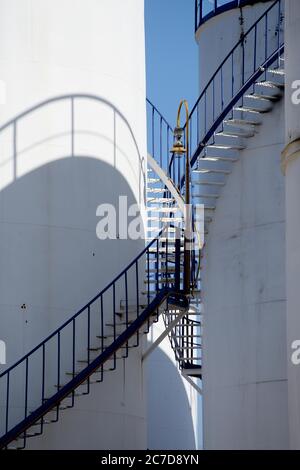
[195,0,271,32]
[191,0,284,168]
[147,1,284,197]
[164,313,202,372]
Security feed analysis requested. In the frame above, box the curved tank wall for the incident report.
[201,98,288,450]
[196,2,288,449]
[0,0,147,449]
[196,1,274,92]
[283,0,300,450]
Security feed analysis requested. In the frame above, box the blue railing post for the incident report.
[57,331,61,392]
[277,0,281,67]
[71,319,76,405]
[155,238,159,294]
[5,372,10,434]
[199,0,203,25]
[42,343,46,409]
[86,305,91,393]
[24,358,29,420]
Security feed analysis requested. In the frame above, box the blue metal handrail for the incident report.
[167,0,283,189]
[0,225,189,449]
[195,0,271,32]
[190,0,283,167]
[190,44,284,166]
[146,98,173,175]
[147,1,283,191]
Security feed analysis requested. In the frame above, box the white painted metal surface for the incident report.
[196,2,274,93]
[283,0,300,450]
[0,0,200,450]
[0,0,147,450]
[197,2,288,449]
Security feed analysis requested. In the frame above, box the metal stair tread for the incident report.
[206,143,245,150]
[256,80,285,89]
[198,155,238,163]
[147,207,178,213]
[193,193,219,199]
[218,129,255,138]
[147,197,174,203]
[234,106,266,114]
[244,93,279,102]
[224,118,262,126]
[193,168,231,175]
[193,181,225,186]
[268,67,285,76]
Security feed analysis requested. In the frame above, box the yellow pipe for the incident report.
[175,100,191,294]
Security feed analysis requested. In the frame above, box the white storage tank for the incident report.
[0,0,147,449]
[196,0,288,449]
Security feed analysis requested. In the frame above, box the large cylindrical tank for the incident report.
[0,0,147,449]
[283,0,300,450]
[196,1,288,449]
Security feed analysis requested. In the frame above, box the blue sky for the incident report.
[145,1,203,449]
[145,0,198,127]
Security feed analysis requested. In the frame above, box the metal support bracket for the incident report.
[181,370,202,395]
[142,306,188,361]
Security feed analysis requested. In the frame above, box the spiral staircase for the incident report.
[0,0,284,450]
